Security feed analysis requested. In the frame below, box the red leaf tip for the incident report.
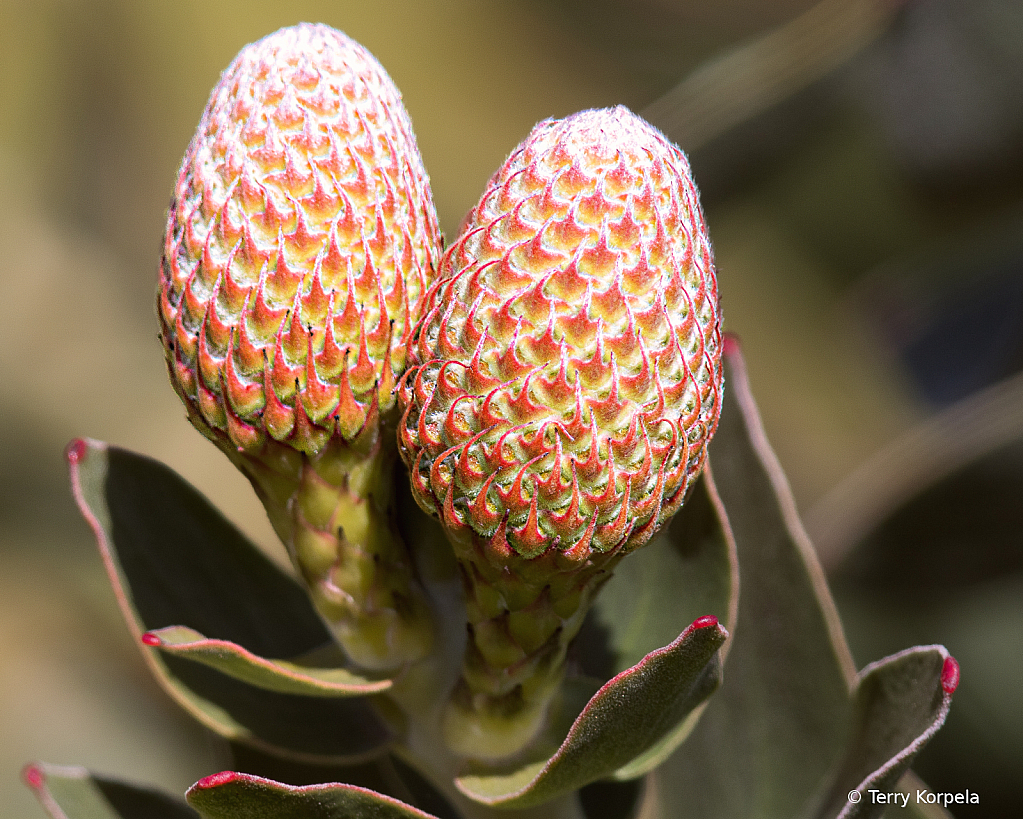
[692,614,718,629]
[22,765,44,790]
[141,632,162,647]
[941,655,960,694]
[195,771,240,789]
[65,439,87,465]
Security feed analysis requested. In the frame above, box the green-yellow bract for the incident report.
[157,23,442,672]
[398,107,723,758]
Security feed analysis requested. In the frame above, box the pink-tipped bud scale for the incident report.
[158,24,442,671]
[399,106,723,758]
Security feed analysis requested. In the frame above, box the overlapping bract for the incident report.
[159,23,441,454]
[398,107,723,756]
[156,23,442,671]
[400,107,722,561]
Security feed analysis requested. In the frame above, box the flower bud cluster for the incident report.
[160,24,723,750]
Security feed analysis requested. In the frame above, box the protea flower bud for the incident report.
[158,23,442,670]
[398,106,722,757]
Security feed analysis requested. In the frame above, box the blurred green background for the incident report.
[2,1,1021,817]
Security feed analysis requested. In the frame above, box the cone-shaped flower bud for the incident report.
[398,106,723,758]
[158,23,442,670]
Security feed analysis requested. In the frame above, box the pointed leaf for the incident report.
[645,338,858,819]
[815,647,958,819]
[67,439,394,762]
[580,468,738,778]
[24,763,197,819]
[642,338,957,819]
[453,357,737,807]
[186,772,437,819]
[225,744,461,819]
[143,626,390,696]
[454,616,727,808]
[582,470,738,675]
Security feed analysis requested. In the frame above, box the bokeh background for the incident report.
[2,1,1022,817]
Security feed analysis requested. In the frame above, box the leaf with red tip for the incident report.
[67,439,394,762]
[454,616,727,808]
[142,626,391,696]
[584,469,738,677]
[567,468,738,780]
[643,339,956,819]
[814,646,958,819]
[641,340,859,819]
[451,399,738,807]
[186,771,436,819]
[24,763,197,819]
